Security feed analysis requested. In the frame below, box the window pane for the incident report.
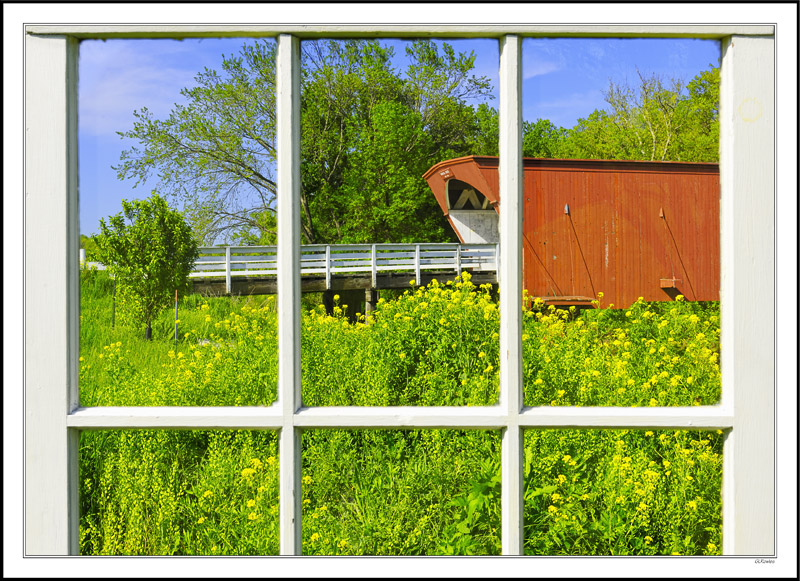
[520,37,722,407]
[522,299,721,406]
[523,428,724,555]
[298,38,501,406]
[79,286,278,406]
[79,430,280,555]
[78,38,279,406]
[301,429,501,555]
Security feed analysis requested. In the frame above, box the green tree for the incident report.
[558,109,626,160]
[671,65,720,162]
[522,118,568,158]
[467,103,500,156]
[335,100,454,243]
[301,40,490,244]
[94,193,199,340]
[115,39,492,246]
[560,66,720,163]
[115,41,279,245]
[467,105,568,159]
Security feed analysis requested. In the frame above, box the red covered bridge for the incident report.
[424,156,720,309]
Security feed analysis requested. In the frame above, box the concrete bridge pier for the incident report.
[364,288,378,322]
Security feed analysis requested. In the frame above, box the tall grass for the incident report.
[78,268,722,555]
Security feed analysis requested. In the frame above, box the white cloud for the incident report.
[78,38,244,136]
[523,60,562,79]
[522,39,567,79]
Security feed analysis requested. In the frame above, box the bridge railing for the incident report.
[190,243,498,293]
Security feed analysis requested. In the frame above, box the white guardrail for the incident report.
[81,243,499,293]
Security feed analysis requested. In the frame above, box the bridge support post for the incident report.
[365,288,377,323]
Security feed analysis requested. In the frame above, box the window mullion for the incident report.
[24,32,80,556]
[498,34,524,556]
[276,33,303,556]
[719,34,775,556]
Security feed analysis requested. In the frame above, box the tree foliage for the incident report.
[115,41,279,246]
[116,39,492,245]
[559,66,720,162]
[94,193,199,339]
[467,105,568,158]
[470,65,719,164]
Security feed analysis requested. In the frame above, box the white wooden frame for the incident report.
[24,25,775,557]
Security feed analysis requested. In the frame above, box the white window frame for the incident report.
[23,24,776,558]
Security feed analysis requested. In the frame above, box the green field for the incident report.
[79,267,723,555]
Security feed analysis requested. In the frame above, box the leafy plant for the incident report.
[93,193,199,340]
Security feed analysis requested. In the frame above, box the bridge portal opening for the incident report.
[447,179,491,210]
[445,178,499,244]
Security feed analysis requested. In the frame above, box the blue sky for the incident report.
[78,36,720,236]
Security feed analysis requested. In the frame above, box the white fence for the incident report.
[190,243,498,293]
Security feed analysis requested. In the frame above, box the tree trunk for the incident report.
[145,322,152,341]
